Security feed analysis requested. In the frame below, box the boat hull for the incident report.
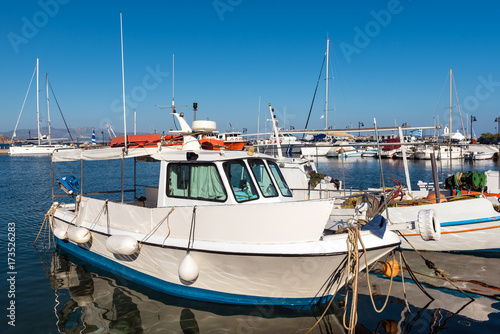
[52,212,399,305]
[9,144,72,155]
[223,141,246,151]
[301,145,331,156]
[389,198,500,252]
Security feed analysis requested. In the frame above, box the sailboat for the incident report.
[301,37,334,157]
[9,59,74,155]
[414,69,466,160]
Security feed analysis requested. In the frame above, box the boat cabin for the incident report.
[154,150,294,207]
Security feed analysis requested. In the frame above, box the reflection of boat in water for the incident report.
[396,250,500,299]
[48,251,345,333]
[354,250,500,330]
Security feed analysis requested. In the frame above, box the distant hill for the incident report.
[0,134,12,144]
[0,126,123,144]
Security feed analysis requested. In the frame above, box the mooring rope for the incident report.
[306,225,396,334]
[187,206,197,251]
[88,200,109,230]
[34,203,60,246]
[398,232,474,300]
[138,206,176,247]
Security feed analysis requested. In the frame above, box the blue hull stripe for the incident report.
[55,238,330,306]
[440,216,500,227]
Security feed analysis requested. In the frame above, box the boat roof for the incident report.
[51,145,275,163]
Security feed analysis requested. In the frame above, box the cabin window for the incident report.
[223,160,259,202]
[167,163,227,202]
[268,161,293,197]
[248,159,278,197]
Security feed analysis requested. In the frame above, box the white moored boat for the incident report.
[47,111,401,306]
[10,58,75,156]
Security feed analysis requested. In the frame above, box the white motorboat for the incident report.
[9,58,75,155]
[256,132,303,155]
[413,144,464,160]
[47,112,400,306]
[361,148,378,157]
[464,144,498,160]
[301,142,332,156]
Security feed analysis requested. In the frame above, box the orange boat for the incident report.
[203,131,247,151]
[110,134,182,148]
[110,134,226,151]
[200,137,225,150]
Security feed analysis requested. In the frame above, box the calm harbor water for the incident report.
[1,154,499,333]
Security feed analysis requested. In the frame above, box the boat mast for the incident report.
[325,37,329,130]
[36,58,41,145]
[268,103,283,158]
[120,12,127,152]
[257,95,261,144]
[172,53,175,110]
[449,68,452,143]
[46,73,51,145]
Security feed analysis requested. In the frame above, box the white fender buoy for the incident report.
[417,209,441,241]
[68,226,91,244]
[70,294,94,307]
[178,252,199,283]
[53,227,68,240]
[106,235,138,256]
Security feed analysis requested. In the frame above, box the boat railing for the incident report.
[291,186,479,207]
[53,184,153,201]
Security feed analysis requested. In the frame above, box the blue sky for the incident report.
[1,0,500,137]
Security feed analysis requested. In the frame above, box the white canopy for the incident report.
[51,146,163,162]
[467,144,499,153]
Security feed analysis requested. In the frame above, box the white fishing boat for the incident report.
[9,58,74,155]
[279,147,500,253]
[384,197,500,253]
[47,111,401,306]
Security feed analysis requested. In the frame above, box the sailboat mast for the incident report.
[46,73,51,145]
[172,53,175,108]
[449,68,452,142]
[325,38,329,130]
[268,103,283,158]
[120,12,127,152]
[36,58,41,145]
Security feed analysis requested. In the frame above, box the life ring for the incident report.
[417,209,441,241]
